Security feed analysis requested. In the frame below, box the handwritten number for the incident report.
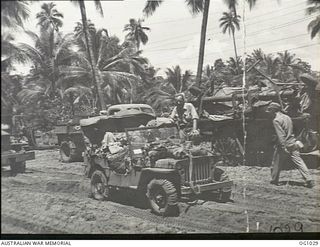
[273,226,283,232]
[283,223,290,232]
[294,222,303,232]
[269,221,303,232]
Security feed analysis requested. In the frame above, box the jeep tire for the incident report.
[147,179,178,216]
[91,170,109,201]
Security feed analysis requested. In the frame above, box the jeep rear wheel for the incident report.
[91,170,109,201]
[147,179,178,216]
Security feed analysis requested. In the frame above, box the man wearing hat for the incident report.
[170,93,199,141]
[266,102,314,188]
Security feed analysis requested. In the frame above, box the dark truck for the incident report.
[195,87,319,167]
[1,126,35,175]
[80,112,233,216]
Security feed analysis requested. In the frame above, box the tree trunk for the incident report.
[78,1,106,111]
[49,29,56,98]
[232,30,240,74]
[195,0,210,86]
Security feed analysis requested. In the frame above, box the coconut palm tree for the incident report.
[36,2,63,33]
[219,11,241,74]
[166,65,192,93]
[70,0,106,110]
[223,0,238,15]
[249,48,264,62]
[17,31,76,103]
[60,26,149,105]
[223,0,258,16]
[74,21,111,68]
[306,0,320,39]
[35,2,64,95]
[263,54,280,78]
[1,33,29,72]
[1,0,30,30]
[276,50,307,83]
[144,65,193,111]
[123,18,150,50]
[144,81,176,112]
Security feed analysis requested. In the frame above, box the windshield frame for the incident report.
[125,125,179,157]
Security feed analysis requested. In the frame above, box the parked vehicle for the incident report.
[107,104,156,117]
[196,87,319,167]
[1,125,35,175]
[81,114,233,216]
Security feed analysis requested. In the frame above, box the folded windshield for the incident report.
[126,127,179,146]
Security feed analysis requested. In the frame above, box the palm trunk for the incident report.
[49,30,56,98]
[232,30,240,74]
[179,80,183,93]
[78,0,106,111]
[195,0,210,85]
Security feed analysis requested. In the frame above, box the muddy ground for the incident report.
[1,149,320,234]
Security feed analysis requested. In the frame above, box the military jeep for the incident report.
[81,114,233,216]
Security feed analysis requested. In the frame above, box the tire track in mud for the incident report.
[235,182,320,201]
[104,202,241,233]
[3,152,320,234]
[231,194,320,220]
[1,208,69,234]
[2,184,239,233]
[3,177,319,233]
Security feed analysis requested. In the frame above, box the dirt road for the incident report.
[1,149,320,234]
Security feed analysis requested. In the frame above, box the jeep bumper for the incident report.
[181,180,233,196]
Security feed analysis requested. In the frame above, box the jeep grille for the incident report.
[182,156,213,185]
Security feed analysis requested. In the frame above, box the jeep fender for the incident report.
[137,168,181,197]
[85,154,109,178]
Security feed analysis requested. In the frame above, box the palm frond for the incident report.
[94,0,104,16]
[185,0,204,15]
[143,0,163,17]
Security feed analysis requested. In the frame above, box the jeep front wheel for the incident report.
[146,179,178,216]
[91,170,109,201]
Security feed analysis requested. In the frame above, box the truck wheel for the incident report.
[60,141,78,163]
[147,179,178,216]
[91,170,109,201]
[10,161,26,175]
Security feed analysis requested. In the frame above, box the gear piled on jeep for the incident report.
[86,129,211,175]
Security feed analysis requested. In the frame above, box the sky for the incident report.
[11,0,320,75]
